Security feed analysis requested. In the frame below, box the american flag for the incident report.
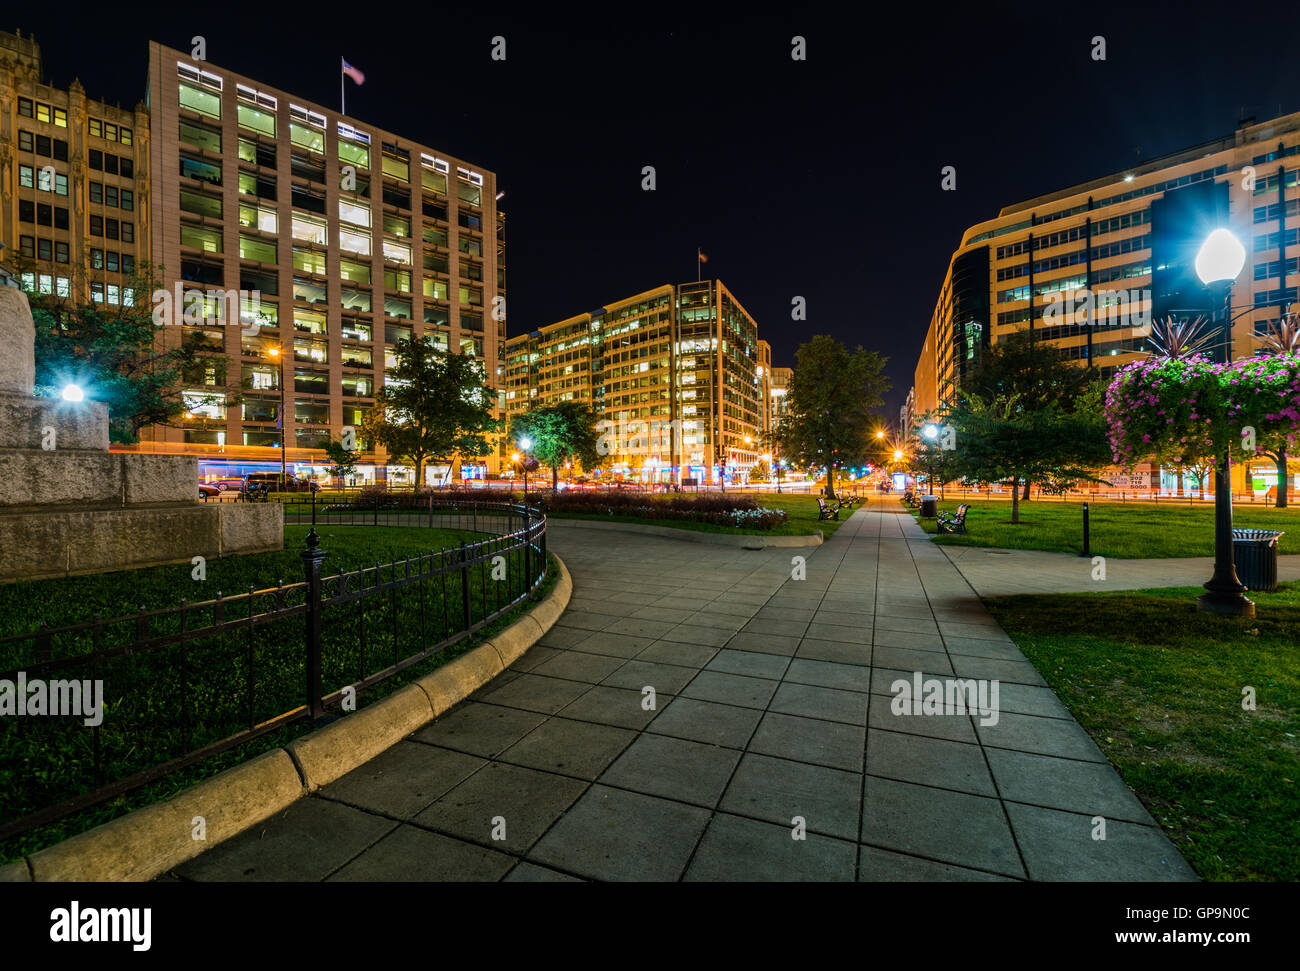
[342,59,366,85]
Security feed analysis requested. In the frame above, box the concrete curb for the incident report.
[5,553,572,882]
[547,517,823,549]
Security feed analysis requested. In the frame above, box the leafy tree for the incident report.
[29,262,238,444]
[508,400,601,489]
[959,328,1104,501]
[323,437,361,489]
[362,338,498,486]
[773,335,890,499]
[945,392,1110,523]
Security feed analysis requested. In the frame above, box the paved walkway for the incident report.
[941,544,1300,597]
[170,505,1197,882]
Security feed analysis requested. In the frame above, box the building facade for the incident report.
[143,42,504,482]
[1,29,150,314]
[504,279,766,484]
[911,111,1300,494]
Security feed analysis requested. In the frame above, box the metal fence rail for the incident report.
[0,499,547,842]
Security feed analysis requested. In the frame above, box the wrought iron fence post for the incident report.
[523,505,532,592]
[460,541,472,631]
[302,527,326,721]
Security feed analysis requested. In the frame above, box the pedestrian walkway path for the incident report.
[170,505,1197,882]
[941,544,1300,597]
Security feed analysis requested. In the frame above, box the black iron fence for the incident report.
[0,499,547,842]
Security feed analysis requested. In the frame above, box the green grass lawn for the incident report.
[908,497,1300,558]
[549,492,848,537]
[0,524,557,864]
[985,582,1300,881]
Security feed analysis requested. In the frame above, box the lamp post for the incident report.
[1192,227,1253,616]
[267,345,288,491]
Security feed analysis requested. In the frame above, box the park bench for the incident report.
[902,491,921,508]
[937,503,970,535]
[816,497,840,521]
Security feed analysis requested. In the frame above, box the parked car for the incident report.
[208,477,246,492]
[198,483,221,499]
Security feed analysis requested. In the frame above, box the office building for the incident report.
[504,279,765,484]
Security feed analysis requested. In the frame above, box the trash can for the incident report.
[1232,528,1284,592]
[920,495,938,518]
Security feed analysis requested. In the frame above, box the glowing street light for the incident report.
[60,384,84,402]
[875,430,885,440]
[1194,228,1246,285]
[923,424,939,440]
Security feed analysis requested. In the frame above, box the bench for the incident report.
[902,491,921,508]
[937,503,970,534]
[816,497,840,521]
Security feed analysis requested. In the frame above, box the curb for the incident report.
[4,553,573,883]
[547,517,822,549]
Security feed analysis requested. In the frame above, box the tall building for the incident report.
[0,29,149,310]
[913,111,1300,418]
[143,42,505,482]
[767,364,791,432]
[504,279,765,484]
[911,110,1300,494]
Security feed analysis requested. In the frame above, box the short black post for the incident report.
[1080,502,1091,558]
[302,527,326,721]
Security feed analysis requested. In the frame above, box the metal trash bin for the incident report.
[1232,528,1285,592]
[920,495,938,518]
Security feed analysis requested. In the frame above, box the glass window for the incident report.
[120,127,132,146]
[179,119,221,153]
[339,258,371,284]
[90,181,103,203]
[38,239,52,260]
[238,203,277,233]
[338,199,370,227]
[36,103,50,123]
[181,224,223,252]
[384,295,412,319]
[458,181,481,207]
[342,320,372,341]
[18,98,33,118]
[422,168,447,194]
[89,118,102,137]
[338,138,369,169]
[293,247,326,275]
[341,346,373,367]
[236,103,276,137]
[294,310,327,334]
[106,186,119,207]
[291,213,328,245]
[181,155,222,185]
[19,165,34,188]
[383,240,411,264]
[289,122,324,154]
[179,83,222,118]
[240,235,276,263]
[381,154,409,182]
[53,107,67,128]
[383,213,411,237]
[18,130,33,152]
[55,241,69,263]
[121,189,134,210]
[180,189,223,219]
[384,268,412,292]
[423,278,448,301]
[339,227,371,256]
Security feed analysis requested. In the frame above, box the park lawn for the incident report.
[0,524,558,865]
[547,492,846,537]
[908,497,1300,558]
[985,583,1300,881]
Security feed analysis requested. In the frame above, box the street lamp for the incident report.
[267,345,288,491]
[1193,227,1252,616]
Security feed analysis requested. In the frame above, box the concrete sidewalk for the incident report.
[169,505,1196,882]
[940,543,1300,597]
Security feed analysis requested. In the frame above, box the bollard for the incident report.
[1080,502,1091,558]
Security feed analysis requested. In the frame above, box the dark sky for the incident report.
[22,1,1300,414]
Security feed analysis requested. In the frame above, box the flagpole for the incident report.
[697,247,701,282]
[340,56,345,115]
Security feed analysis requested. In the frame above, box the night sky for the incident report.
[21,1,1300,414]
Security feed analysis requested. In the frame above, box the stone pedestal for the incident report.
[0,289,282,582]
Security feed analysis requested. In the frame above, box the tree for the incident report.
[509,400,601,490]
[945,392,1111,524]
[963,328,1097,501]
[323,437,360,489]
[773,335,890,500]
[362,338,498,486]
[29,262,239,444]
